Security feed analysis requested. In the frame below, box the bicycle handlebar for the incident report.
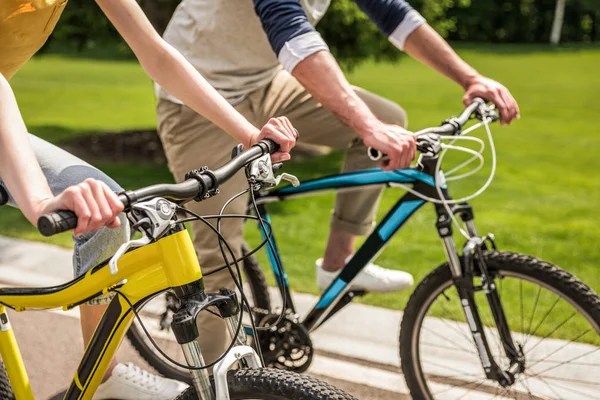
[368,98,498,161]
[37,139,280,237]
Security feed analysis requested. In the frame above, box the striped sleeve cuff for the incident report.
[278,31,330,73]
[388,10,426,51]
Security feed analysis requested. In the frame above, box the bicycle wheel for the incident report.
[127,243,272,383]
[175,368,356,400]
[400,251,600,400]
[0,361,15,400]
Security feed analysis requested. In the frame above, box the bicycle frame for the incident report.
[0,228,201,400]
[255,167,433,331]
[253,158,524,383]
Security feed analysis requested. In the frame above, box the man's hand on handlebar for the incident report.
[247,116,298,163]
[362,123,417,171]
[463,76,520,125]
[35,179,124,237]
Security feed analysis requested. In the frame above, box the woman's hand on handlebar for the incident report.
[363,123,416,171]
[463,76,520,125]
[248,117,298,162]
[35,179,124,237]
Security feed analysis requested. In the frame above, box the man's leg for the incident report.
[157,98,255,367]
[252,71,411,291]
[324,88,408,270]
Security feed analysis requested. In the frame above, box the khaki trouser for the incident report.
[156,69,407,366]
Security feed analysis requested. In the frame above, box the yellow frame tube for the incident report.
[0,229,203,399]
[0,305,34,400]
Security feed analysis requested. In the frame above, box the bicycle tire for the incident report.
[400,250,600,400]
[175,368,356,400]
[0,361,15,400]
[127,243,272,383]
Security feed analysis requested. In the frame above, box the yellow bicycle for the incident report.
[0,140,355,400]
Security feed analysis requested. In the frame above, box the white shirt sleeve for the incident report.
[388,10,427,51]
[278,31,330,73]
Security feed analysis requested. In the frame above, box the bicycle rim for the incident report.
[410,268,600,399]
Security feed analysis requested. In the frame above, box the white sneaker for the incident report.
[92,362,188,400]
[316,258,414,293]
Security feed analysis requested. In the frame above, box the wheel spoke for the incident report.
[535,373,598,399]
[421,357,483,379]
[525,286,542,344]
[525,296,561,347]
[430,378,486,397]
[525,311,577,354]
[535,374,565,399]
[520,278,524,337]
[436,293,477,347]
[518,376,536,400]
[451,379,489,399]
[422,325,476,355]
[527,344,599,380]
[421,341,478,355]
[526,327,591,369]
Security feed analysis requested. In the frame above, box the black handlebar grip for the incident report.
[261,139,280,154]
[38,210,78,237]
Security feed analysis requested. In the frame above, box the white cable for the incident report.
[392,117,497,238]
[443,136,486,180]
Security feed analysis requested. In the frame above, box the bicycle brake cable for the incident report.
[113,211,256,370]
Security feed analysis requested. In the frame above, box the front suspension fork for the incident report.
[438,204,524,386]
[170,286,261,400]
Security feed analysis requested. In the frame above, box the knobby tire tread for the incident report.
[0,361,15,400]
[399,250,600,400]
[175,368,357,400]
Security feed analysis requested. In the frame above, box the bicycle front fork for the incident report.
[437,204,525,386]
[170,283,261,400]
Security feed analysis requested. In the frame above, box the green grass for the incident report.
[4,46,600,343]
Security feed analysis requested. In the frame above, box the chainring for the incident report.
[256,312,314,373]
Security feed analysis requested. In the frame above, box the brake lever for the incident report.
[109,235,151,275]
[275,173,300,187]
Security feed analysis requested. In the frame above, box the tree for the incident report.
[551,0,567,44]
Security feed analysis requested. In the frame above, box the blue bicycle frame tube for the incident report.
[272,168,434,198]
[257,212,297,313]
[305,193,425,331]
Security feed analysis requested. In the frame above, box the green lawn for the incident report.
[4,46,600,343]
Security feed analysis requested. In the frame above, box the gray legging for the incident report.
[0,135,130,284]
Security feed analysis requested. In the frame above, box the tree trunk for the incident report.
[550,0,567,45]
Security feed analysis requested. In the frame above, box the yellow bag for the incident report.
[0,0,68,79]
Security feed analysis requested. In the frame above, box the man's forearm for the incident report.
[403,24,480,90]
[292,51,381,136]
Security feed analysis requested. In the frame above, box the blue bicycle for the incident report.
[130,99,600,400]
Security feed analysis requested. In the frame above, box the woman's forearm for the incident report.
[0,75,53,224]
[96,0,260,147]
[143,43,260,146]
